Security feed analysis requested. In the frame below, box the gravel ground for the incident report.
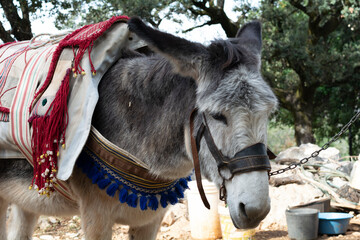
[30,204,360,240]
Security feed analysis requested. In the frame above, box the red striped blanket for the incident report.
[0,16,146,199]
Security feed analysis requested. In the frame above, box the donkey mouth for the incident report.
[230,215,263,229]
[229,203,270,229]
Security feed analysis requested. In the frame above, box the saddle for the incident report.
[0,16,145,198]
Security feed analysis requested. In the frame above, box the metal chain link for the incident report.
[269,110,360,176]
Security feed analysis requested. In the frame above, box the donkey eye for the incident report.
[211,113,227,125]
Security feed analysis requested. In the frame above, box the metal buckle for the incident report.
[219,181,227,203]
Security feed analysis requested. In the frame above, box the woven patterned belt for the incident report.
[76,127,191,211]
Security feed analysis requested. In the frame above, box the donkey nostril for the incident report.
[239,202,248,219]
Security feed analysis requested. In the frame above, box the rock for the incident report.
[162,210,176,226]
[160,226,170,232]
[350,223,360,231]
[318,146,340,161]
[336,184,360,203]
[275,143,340,163]
[331,177,348,189]
[47,216,59,224]
[39,235,54,240]
[259,183,324,229]
[338,162,354,175]
[38,217,52,230]
[68,222,79,230]
[65,233,80,238]
[302,170,315,179]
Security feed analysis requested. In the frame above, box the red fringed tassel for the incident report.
[29,69,70,196]
[0,107,10,113]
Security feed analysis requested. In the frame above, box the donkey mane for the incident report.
[207,38,260,73]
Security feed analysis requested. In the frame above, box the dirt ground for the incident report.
[30,203,360,240]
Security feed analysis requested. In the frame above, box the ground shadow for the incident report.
[348,222,360,231]
[254,230,288,239]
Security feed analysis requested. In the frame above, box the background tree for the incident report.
[51,0,171,29]
[1,0,360,153]
[260,0,360,149]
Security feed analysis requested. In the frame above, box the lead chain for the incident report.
[269,110,360,176]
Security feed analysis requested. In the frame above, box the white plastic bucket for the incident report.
[187,180,222,240]
[218,204,256,240]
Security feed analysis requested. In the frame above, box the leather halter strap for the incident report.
[189,109,276,209]
[190,109,211,209]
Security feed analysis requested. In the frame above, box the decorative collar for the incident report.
[76,127,191,211]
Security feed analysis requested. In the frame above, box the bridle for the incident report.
[189,109,276,209]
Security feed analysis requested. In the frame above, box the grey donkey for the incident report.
[0,17,277,240]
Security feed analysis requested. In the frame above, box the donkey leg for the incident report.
[0,197,8,240]
[81,211,114,240]
[128,213,164,240]
[7,205,39,240]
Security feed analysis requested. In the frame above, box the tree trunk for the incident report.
[292,86,316,145]
[294,109,316,145]
[349,126,353,155]
[276,83,316,146]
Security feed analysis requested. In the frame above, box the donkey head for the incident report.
[128,17,278,229]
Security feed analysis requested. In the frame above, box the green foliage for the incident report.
[268,122,351,156]
[267,121,296,154]
[259,0,360,149]
[49,0,170,29]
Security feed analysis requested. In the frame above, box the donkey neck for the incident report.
[92,54,196,180]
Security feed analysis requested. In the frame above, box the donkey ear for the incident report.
[128,17,207,79]
[235,21,262,54]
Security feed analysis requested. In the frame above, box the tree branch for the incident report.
[188,7,207,16]
[0,21,15,43]
[182,20,215,33]
[288,0,308,15]
[19,0,30,21]
[191,0,238,37]
[0,0,33,41]
[217,0,225,9]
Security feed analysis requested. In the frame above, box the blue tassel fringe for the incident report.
[76,148,191,211]
[119,188,128,203]
[127,193,138,208]
[106,182,119,197]
[97,177,111,189]
[140,195,148,210]
[148,195,159,211]
[160,193,168,208]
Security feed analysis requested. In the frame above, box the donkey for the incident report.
[0,17,277,240]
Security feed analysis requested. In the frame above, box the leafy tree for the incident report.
[52,0,171,29]
[0,0,170,42]
[260,0,360,149]
[2,0,360,153]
